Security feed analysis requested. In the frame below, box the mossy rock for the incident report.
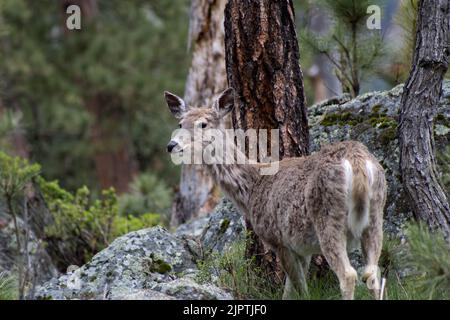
[144,253,172,274]
[219,219,231,234]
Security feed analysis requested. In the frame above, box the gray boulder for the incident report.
[35,226,232,300]
[175,198,245,257]
[199,198,245,255]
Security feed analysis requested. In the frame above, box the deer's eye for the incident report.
[178,124,182,128]
[201,123,207,129]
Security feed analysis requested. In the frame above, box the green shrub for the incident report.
[399,224,450,299]
[113,213,161,236]
[0,272,17,300]
[118,172,172,224]
[0,151,41,200]
[0,152,40,299]
[196,240,283,300]
[38,177,161,270]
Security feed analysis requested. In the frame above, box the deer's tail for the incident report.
[342,158,373,238]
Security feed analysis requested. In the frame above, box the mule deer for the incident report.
[164,88,386,300]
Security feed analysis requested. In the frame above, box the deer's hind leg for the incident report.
[313,212,357,300]
[361,189,385,299]
[279,248,309,299]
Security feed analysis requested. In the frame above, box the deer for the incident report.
[164,88,386,300]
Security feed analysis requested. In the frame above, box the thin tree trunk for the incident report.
[398,0,450,239]
[307,4,341,102]
[171,0,227,226]
[225,0,309,280]
[86,93,137,193]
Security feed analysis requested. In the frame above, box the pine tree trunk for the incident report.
[398,0,450,239]
[171,0,227,226]
[86,93,137,194]
[307,4,341,103]
[224,0,309,280]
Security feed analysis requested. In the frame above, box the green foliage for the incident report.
[399,224,450,299]
[114,213,161,236]
[0,272,17,300]
[301,0,385,97]
[0,151,40,200]
[436,146,450,193]
[196,240,283,300]
[119,172,172,224]
[38,177,161,269]
[0,152,40,299]
[0,110,22,152]
[396,1,418,62]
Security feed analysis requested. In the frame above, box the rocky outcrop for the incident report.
[35,226,232,300]
[176,198,245,255]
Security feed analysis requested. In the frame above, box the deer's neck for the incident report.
[207,163,257,214]
[205,139,258,214]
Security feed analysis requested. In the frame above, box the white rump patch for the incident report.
[342,159,354,233]
[366,160,375,192]
[343,159,370,239]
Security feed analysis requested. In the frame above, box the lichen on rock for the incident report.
[35,226,231,300]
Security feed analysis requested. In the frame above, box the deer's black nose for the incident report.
[167,141,178,153]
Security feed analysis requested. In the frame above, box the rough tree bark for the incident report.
[398,0,450,239]
[225,0,309,279]
[171,0,227,226]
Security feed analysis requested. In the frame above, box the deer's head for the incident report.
[164,88,234,155]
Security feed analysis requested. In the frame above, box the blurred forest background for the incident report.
[0,0,448,299]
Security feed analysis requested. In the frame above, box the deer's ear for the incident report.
[215,88,235,118]
[164,91,186,119]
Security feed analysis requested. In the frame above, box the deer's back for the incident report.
[248,140,383,254]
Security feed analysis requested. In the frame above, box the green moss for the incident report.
[435,114,450,127]
[372,104,382,114]
[319,106,397,129]
[320,112,364,126]
[219,219,231,234]
[368,114,397,128]
[145,254,172,274]
[378,127,398,144]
